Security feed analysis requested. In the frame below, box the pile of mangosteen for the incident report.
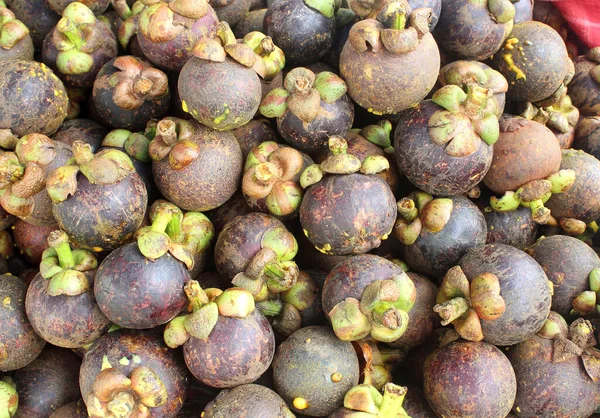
[2,0,600,416]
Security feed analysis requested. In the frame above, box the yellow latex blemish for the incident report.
[119,357,130,366]
[504,37,519,50]
[293,398,309,410]
[101,355,112,370]
[181,100,189,113]
[213,104,230,125]
[2,297,10,307]
[503,54,526,81]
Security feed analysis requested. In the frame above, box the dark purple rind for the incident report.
[484,206,538,250]
[202,384,292,418]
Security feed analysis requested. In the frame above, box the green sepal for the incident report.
[314,71,347,104]
[304,0,336,18]
[490,191,520,212]
[432,85,467,113]
[259,88,289,118]
[46,269,90,296]
[184,302,219,340]
[46,165,80,203]
[56,49,94,75]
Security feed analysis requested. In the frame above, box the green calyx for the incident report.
[148,117,200,168]
[138,0,207,43]
[103,129,152,163]
[39,230,97,297]
[280,271,318,312]
[571,268,600,317]
[392,193,453,245]
[243,32,285,81]
[0,8,29,50]
[343,383,409,418]
[329,272,416,343]
[360,120,394,154]
[487,0,515,24]
[520,93,579,134]
[0,377,17,418]
[489,171,576,224]
[303,0,336,18]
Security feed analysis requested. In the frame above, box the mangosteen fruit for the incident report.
[393,193,488,278]
[54,118,108,152]
[80,329,190,417]
[512,0,533,24]
[0,274,45,371]
[8,0,60,49]
[259,67,354,153]
[339,0,440,115]
[234,8,268,38]
[272,325,360,416]
[0,7,34,62]
[164,282,275,388]
[11,220,56,265]
[149,117,243,212]
[483,205,538,249]
[210,0,251,30]
[574,116,600,160]
[329,382,410,418]
[47,0,110,15]
[49,400,88,418]
[202,384,294,418]
[565,47,600,116]
[434,243,552,345]
[322,254,416,343]
[46,141,147,251]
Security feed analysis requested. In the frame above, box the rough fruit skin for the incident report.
[569,54,600,117]
[424,340,516,418]
[272,325,360,417]
[202,384,292,418]
[183,309,275,388]
[299,174,397,256]
[9,0,60,49]
[48,400,88,418]
[459,243,552,346]
[509,335,600,418]
[484,205,538,250]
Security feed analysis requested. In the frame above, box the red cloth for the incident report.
[540,0,600,48]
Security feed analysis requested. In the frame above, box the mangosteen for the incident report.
[329,382,410,418]
[210,0,251,27]
[322,254,416,343]
[11,345,81,417]
[509,313,600,417]
[165,283,275,388]
[0,60,68,136]
[259,67,354,153]
[407,0,441,30]
[149,117,243,212]
[242,141,313,218]
[483,205,538,249]
[0,377,17,418]
[0,274,45,371]
[394,79,502,196]
[264,0,336,65]
[485,115,575,224]
[12,220,55,265]
[8,0,60,49]
[0,134,72,226]
[94,200,213,328]
[231,117,280,160]
[46,141,147,251]
[92,55,170,131]
[136,0,219,72]
[575,117,600,160]
[53,118,108,152]
[566,47,600,116]
[490,21,573,103]
[49,400,88,418]
[0,7,34,61]
[42,2,118,89]
[272,325,359,416]
[434,243,552,345]
[401,385,436,418]
[299,136,397,256]
[423,338,516,418]
[234,8,268,38]
[339,0,440,115]
[202,384,294,417]
[80,329,190,417]
[47,0,110,15]
[393,193,487,278]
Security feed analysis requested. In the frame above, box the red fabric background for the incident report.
[539,0,600,48]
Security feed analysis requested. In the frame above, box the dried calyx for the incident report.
[328,271,416,343]
[108,56,169,111]
[135,199,214,270]
[489,169,576,224]
[518,92,579,135]
[242,32,285,81]
[191,21,267,77]
[116,1,145,49]
[342,382,409,418]
[270,271,319,336]
[52,2,104,75]
[0,129,18,150]
[242,142,308,217]
[0,6,30,50]
[570,268,600,317]
[303,0,337,18]
[86,360,169,417]
[46,141,135,204]
[164,281,255,347]
[433,266,507,342]
[39,230,97,297]
[102,127,154,163]
[259,67,347,124]
[392,192,453,246]
[354,340,405,391]
[148,117,200,169]
[138,0,212,43]
[300,136,390,188]
[350,120,395,155]
[0,134,58,218]
[537,312,600,382]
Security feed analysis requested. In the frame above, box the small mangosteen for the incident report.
[42,2,118,89]
[11,345,81,417]
[329,382,410,418]
[483,205,538,249]
[259,67,354,153]
[0,134,72,226]
[8,0,60,49]
[210,0,251,28]
[25,230,111,348]
[264,0,336,65]
[322,254,416,343]
[0,274,45,371]
[231,117,279,160]
[394,76,503,196]
[339,0,440,115]
[136,0,219,72]
[0,60,68,136]
[272,325,360,416]
[49,400,88,418]
[202,384,294,418]
[393,193,487,279]
[94,200,213,328]
[0,7,34,62]
[165,282,275,388]
[565,47,600,116]
[80,329,190,417]
[490,21,573,103]
[423,338,516,418]
[92,55,171,131]
[434,243,552,346]
[509,313,600,417]
[242,141,313,218]
[299,136,397,256]
[53,118,108,152]
[0,377,17,418]
[46,141,147,251]
[149,117,243,212]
